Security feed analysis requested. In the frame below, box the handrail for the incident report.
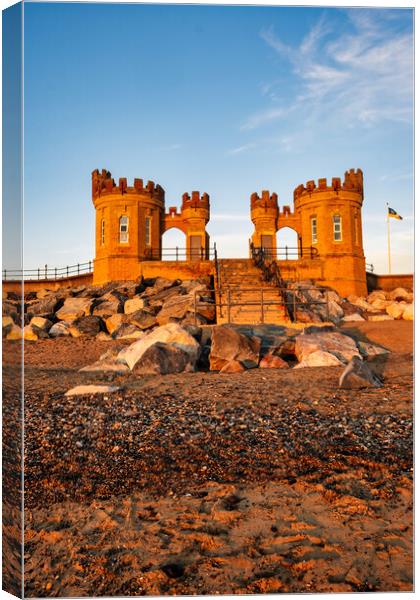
[366,262,375,273]
[3,261,93,281]
[213,242,223,318]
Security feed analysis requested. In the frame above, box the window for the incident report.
[310,216,317,244]
[145,216,151,246]
[333,214,342,241]
[101,219,105,245]
[119,215,129,243]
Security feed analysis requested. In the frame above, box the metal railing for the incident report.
[366,263,375,273]
[3,261,93,281]
[251,245,319,261]
[193,286,329,325]
[141,247,216,261]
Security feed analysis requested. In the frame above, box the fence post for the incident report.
[66,266,69,277]
[77,263,80,275]
[285,245,288,260]
[299,236,303,258]
[54,267,57,280]
[227,288,231,324]
[260,288,264,324]
[37,268,40,280]
[44,264,47,279]
[89,260,92,272]
[3,269,6,281]
[176,247,178,261]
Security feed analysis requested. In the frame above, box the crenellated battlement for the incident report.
[181,191,210,211]
[250,190,279,211]
[293,169,364,202]
[92,169,165,201]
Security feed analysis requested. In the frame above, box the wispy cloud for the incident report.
[246,10,413,131]
[159,143,182,151]
[225,143,256,155]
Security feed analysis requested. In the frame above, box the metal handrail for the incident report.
[251,245,319,260]
[366,263,375,273]
[3,261,93,281]
[142,247,216,261]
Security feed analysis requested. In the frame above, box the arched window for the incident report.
[101,219,105,245]
[119,215,129,243]
[333,214,342,241]
[310,215,317,244]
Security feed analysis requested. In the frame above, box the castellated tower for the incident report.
[92,169,166,284]
[250,169,367,297]
[293,169,366,296]
[92,169,211,285]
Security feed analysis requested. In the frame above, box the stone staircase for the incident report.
[215,259,290,325]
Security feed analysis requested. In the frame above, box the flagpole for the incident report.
[386,203,391,274]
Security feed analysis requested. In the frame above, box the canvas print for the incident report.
[2,1,414,597]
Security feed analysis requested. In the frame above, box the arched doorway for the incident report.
[277,227,300,260]
[161,227,186,261]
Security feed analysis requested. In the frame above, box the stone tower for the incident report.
[92,169,165,284]
[250,169,367,297]
[165,192,210,260]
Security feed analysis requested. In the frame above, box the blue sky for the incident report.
[21,2,413,273]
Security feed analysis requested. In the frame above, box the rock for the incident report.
[124,296,146,314]
[370,298,392,310]
[346,295,373,311]
[23,325,38,341]
[357,341,390,358]
[49,322,71,337]
[219,360,246,373]
[112,323,145,340]
[367,290,387,303]
[319,300,344,324]
[389,287,410,302]
[6,324,22,340]
[69,316,102,337]
[402,304,413,321]
[65,385,120,397]
[367,313,394,322]
[2,301,19,319]
[36,288,54,299]
[324,290,341,303]
[29,316,52,332]
[128,310,157,331]
[92,292,125,318]
[339,356,383,389]
[340,301,365,318]
[118,322,200,371]
[96,331,112,341]
[295,350,343,368]
[144,277,178,295]
[147,285,185,308]
[79,360,130,374]
[302,325,336,335]
[56,297,93,321]
[2,316,15,336]
[259,354,289,369]
[294,307,323,323]
[386,302,406,320]
[341,313,365,322]
[27,296,60,317]
[209,326,261,371]
[105,313,128,335]
[156,295,194,324]
[133,342,195,375]
[295,331,360,364]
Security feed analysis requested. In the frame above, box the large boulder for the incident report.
[23,325,39,341]
[339,356,383,389]
[29,316,52,332]
[295,330,360,364]
[133,342,195,375]
[111,323,145,340]
[69,315,102,337]
[346,295,373,312]
[27,295,61,317]
[342,313,365,322]
[117,322,200,371]
[389,287,410,302]
[402,304,413,321]
[357,341,390,358]
[128,310,157,331]
[318,300,344,324]
[386,302,406,320]
[49,322,71,337]
[79,359,129,374]
[144,277,179,296]
[92,291,125,318]
[105,313,128,335]
[220,360,246,373]
[124,296,146,315]
[367,290,387,303]
[370,298,392,311]
[209,326,261,371]
[6,324,22,340]
[259,354,289,369]
[56,297,93,321]
[2,316,15,336]
[295,350,343,368]
[156,295,194,324]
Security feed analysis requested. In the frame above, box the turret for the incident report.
[164,191,210,260]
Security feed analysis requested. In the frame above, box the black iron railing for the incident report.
[251,245,319,260]
[141,247,216,261]
[3,261,93,281]
[366,263,375,273]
